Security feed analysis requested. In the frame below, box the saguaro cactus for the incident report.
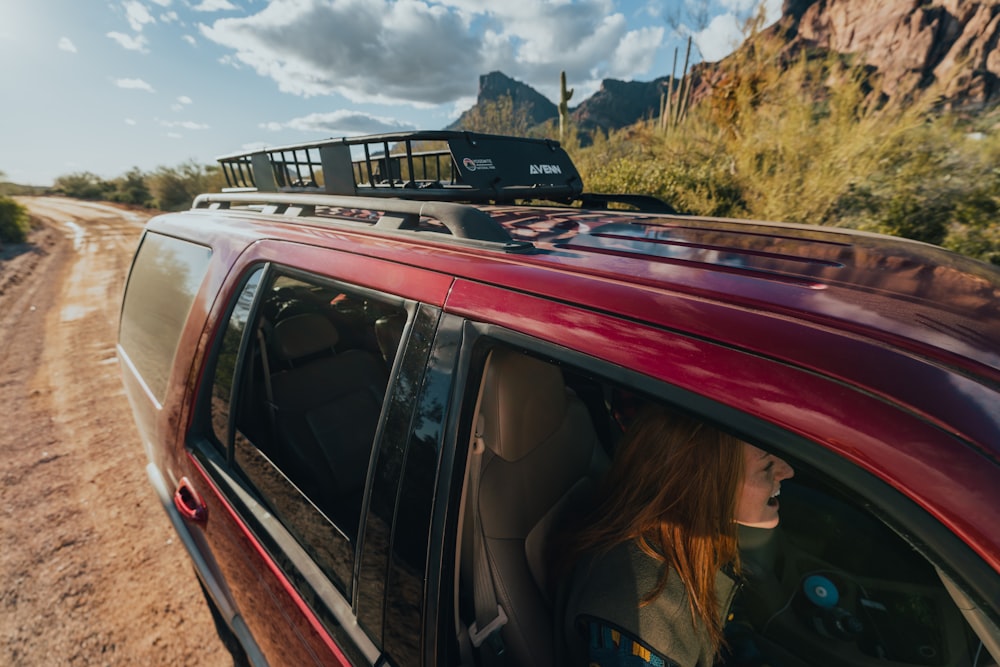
[559,70,574,141]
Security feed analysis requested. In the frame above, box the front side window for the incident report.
[119,232,212,402]
[446,338,998,667]
[209,266,409,597]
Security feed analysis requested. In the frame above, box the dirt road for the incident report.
[1,197,229,665]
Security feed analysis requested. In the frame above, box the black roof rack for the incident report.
[217,130,584,204]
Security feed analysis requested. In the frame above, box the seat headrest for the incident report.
[272,313,339,361]
[479,348,567,462]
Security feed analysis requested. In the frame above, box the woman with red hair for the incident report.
[558,406,793,666]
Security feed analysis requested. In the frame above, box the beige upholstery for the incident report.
[268,313,386,537]
[473,347,607,666]
[272,312,339,362]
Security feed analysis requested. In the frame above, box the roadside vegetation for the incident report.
[0,195,31,245]
[48,162,227,212]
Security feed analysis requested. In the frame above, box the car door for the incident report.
[174,240,454,666]
[429,282,1000,667]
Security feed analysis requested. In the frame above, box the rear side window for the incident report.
[210,267,410,597]
[119,232,212,403]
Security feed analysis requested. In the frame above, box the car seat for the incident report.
[267,312,388,537]
[465,347,608,666]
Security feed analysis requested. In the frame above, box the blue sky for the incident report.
[0,0,780,186]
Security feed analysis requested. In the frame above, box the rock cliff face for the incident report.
[452,0,999,135]
[789,0,1000,107]
[570,77,670,132]
[448,71,558,130]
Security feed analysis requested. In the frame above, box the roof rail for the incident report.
[575,192,680,215]
[191,191,535,253]
[216,131,584,204]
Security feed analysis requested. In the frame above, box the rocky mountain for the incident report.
[570,77,671,133]
[785,0,1000,108]
[453,0,999,136]
[448,71,559,129]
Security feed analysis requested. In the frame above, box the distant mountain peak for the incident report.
[448,71,558,130]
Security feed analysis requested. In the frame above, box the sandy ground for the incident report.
[0,197,230,666]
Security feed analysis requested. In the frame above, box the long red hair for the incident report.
[567,407,744,654]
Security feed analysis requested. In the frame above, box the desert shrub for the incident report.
[109,167,153,207]
[53,172,114,200]
[148,161,226,211]
[0,196,31,244]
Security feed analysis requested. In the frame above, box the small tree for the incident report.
[0,196,30,244]
[111,167,153,207]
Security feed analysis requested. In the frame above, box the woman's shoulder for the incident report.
[571,542,658,598]
[560,541,713,666]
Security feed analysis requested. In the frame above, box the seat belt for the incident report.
[467,414,508,664]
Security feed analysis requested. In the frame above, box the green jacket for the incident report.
[559,541,739,666]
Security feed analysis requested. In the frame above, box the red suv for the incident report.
[118,131,1000,667]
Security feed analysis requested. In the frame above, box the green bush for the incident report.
[0,196,31,244]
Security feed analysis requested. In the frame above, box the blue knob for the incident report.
[803,575,839,608]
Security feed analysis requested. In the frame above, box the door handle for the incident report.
[174,477,208,523]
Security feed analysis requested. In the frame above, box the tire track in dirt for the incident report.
[1,198,231,666]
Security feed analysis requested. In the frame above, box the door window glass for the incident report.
[119,232,212,402]
[214,267,408,596]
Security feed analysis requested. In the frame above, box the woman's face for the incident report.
[735,443,794,529]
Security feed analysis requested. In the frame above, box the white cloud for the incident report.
[160,11,179,22]
[685,0,785,62]
[260,110,416,135]
[199,0,664,107]
[167,132,183,139]
[57,37,77,53]
[107,31,150,53]
[607,26,664,79]
[125,118,137,125]
[149,0,172,6]
[690,12,745,62]
[200,0,483,104]
[182,34,197,46]
[192,0,238,11]
[123,0,156,32]
[161,119,210,130]
[171,95,193,109]
[115,77,156,92]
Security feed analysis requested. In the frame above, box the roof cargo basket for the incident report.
[216,131,584,203]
